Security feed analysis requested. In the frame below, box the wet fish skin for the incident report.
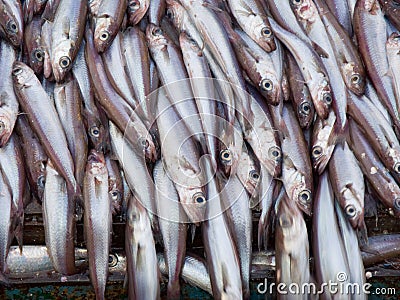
[226,0,276,52]
[379,0,400,31]
[148,0,165,26]
[329,142,365,229]
[154,160,187,299]
[83,150,111,300]
[54,74,88,189]
[0,40,18,147]
[15,115,47,201]
[72,40,106,152]
[93,0,127,53]
[12,61,78,198]
[386,32,400,102]
[275,191,310,300]
[49,0,87,82]
[23,15,44,74]
[313,172,351,299]
[43,160,76,275]
[348,120,400,216]
[105,156,123,215]
[0,0,23,47]
[361,234,400,266]
[127,0,149,25]
[236,149,261,198]
[125,196,160,300]
[325,0,353,36]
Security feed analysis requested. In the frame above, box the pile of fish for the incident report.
[0,0,400,299]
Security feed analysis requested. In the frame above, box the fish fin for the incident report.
[311,42,329,58]
[62,16,71,38]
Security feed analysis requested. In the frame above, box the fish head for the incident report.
[88,121,106,152]
[145,24,169,51]
[166,0,185,30]
[342,62,365,96]
[11,61,35,89]
[0,111,13,147]
[1,12,23,47]
[127,0,149,25]
[286,172,312,216]
[315,78,332,119]
[393,197,400,217]
[94,16,115,53]
[341,187,365,229]
[250,16,276,52]
[297,98,314,129]
[363,0,380,12]
[290,0,317,23]
[28,46,45,74]
[87,149,107,175]
[51,40,74,82]
[176,186,206,224]
[259,73,280,105]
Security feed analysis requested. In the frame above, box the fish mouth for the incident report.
[313,154,330,175]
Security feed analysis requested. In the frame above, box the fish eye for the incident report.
[90,126,100,138]
[7,20,18,34]
[99,31,110,41]
[292,0,302,4]
[300,102,311,115]
[152,27,163,36]
[323,92,332,104]
[394,162,400,174]
[108,254,118,267]
[110,191,120,200]
[298,189,311,203]
[260,79,273,91]
[166,8,174,19]
[351,74,361,85]
[12,67,23,76]
[268,146,282,161]
[395,198,400,210]
[37,175,46,188]
[33,49,44,62]
[312,146,322,158]
[0,121,5,132]
[129,0,140,11]
[261,27,272,38]
[193,192,206,204]
[345,204,357,217]
[139,137,150,149]
[249,170,260,181]
[220,149,232,163]
[59,56,71,69]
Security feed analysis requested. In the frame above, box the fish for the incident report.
[49,0,87,82]
[379,0,400,31]
[148,0,165,26]
[236,149,261,198]
[313,172,351,299]
[0,0,23,47]
[23,0,47,23]
[153,160,188,299]
[14,115,47,200]
[23,15,44,74]
[386,32,400,103]
[105,156,123,215]
[269,18,332,120]
[0,167,13,285]
[83,150,112,300]
[361,234,400,266]
[93,0,127,53]
[329,141,365,229]
[12,61,79,199]
[72,40,106,152]
[286,52,315,129]
[54,74,88,189]
[127,0,149,26]
[348,120,400,216]
[0,40,18,147]
[125,195,160,300]
[225,0,276,52]
[275,191,310,300]
[220,175,252,299]
[42,160,76,275]
[324,0,353,36]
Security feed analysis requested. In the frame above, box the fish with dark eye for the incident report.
[23,15,44,74]
[311,111,337,174]
[348,120,400,216]
[12,61,79,199]
[49,0,87,82]
[0,0,23,47]
[127,0,149,25]
[93,0,127,53]
[105,156,123,215]
[0,40,18,147]
[83,150,112,300]
[287,52,315,129]
[328,141,365,229]
[236,149,261,198]
[226,0,276,52]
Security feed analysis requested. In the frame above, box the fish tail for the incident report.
[167,280,181,300]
